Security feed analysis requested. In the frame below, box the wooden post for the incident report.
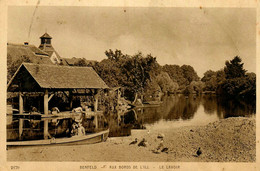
[117,111,120,126]
[94,90,99,112]
[44,89,49,139]
[101,133,103,141]
[44,89,49,115]
[19,92,23,114]
[44,120,49,139]
[93,89,100,129]
[94,114,99,129]
[18,118,24,140]
[69,90,73,109]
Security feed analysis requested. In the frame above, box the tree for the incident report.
[201,70,217,91]
[224,56,246,79]
[162,64,199,92]
[122,52,160,95]
[7,55,31,82]
[201,69,225,92]
[217,56,255,100]
[92,50,161,100]
[155,72,179,94]
[74,59,87,67]
[184,81,205,94]
[162,64,185,88]
[181,65,200,84]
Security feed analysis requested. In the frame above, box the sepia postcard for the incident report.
[0,0,259,171]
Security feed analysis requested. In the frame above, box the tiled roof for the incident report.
[7,43,53,65]
[8,63,109,90]
[40,32,52,39]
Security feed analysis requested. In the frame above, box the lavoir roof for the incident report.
[7,63,109,92]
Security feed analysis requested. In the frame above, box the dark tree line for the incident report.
[202,56,256,101]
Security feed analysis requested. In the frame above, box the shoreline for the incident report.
[7,117,255,162]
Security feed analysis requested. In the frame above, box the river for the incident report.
[109,94,256,136]
[7,94,256,139]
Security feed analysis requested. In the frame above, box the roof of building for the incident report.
[40,32,52,39]
[7,43,53,65]
[7,63,109,91]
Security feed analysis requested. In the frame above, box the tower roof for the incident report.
[40,32,52,39]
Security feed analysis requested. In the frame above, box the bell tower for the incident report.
[39,32,61,64]
[39,32,52,51]
[40,33,52,44]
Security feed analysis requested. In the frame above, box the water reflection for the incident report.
[109,94,255,135]
[8,94,256,139]
[7,115,108,141]
[216,97,256,118]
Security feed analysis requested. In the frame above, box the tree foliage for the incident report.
[217,56,255,100]
[155,71,179,94]
[201,56,255,100]
[74,59,87,67]
[201,69,225,92]
[224,56,246,79]
[7,55,31,82]
[162,64,199,92]
[90,50,161,100]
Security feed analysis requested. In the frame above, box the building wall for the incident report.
[50,52,61,64]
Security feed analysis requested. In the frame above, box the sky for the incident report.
[8,6,256,77]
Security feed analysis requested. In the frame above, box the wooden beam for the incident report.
[48,94,54,102]
[19,92,23,114]
[23,92,44,96]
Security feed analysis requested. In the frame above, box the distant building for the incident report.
[38,32,63,65]
[62,57,98,66]
[7,32,94,67]
[7,43,53,65]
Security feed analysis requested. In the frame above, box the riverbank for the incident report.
[7,117,255,162]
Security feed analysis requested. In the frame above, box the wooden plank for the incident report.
[7,129,109,146]
[23,92,44,96]
[13,114,42,120]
